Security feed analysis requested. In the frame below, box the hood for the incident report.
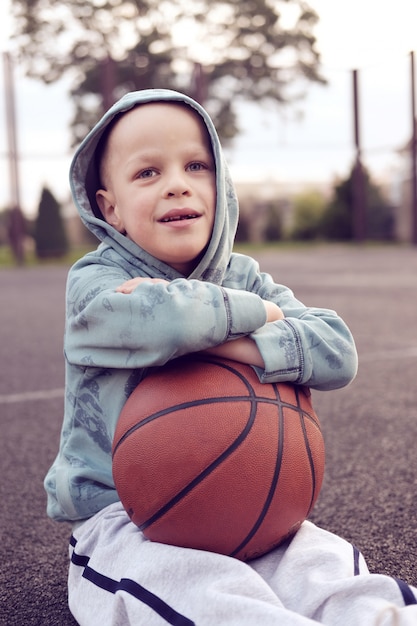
[69,88,239,283]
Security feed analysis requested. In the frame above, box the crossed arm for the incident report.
[116,276,284,368]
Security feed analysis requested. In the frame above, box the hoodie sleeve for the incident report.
[65,259,267,369]
[224,254,358,391]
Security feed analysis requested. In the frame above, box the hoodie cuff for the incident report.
[221,287,267,339]
[250,319,303,383]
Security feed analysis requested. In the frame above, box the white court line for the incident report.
[0,388,65,405]
[1,347,416,405]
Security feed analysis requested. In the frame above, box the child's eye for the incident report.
[187,162,208,172]
[138,168,157,179]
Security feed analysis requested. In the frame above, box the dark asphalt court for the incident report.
[1,245,416,625]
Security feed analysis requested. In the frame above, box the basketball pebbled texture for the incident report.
[112,356,325,561]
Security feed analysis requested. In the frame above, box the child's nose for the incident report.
[164,169,191,197]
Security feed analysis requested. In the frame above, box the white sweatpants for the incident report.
[68,501,416,625]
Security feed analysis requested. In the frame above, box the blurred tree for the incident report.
[235,211,251,243]
[7,206,26,264]
[11,0,325,144]
[263,199,285,241]
[34,186,69,258]
[320,166,395,241]
[289,188,326,240]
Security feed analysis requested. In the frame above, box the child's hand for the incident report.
[116,277,169,294]
[202,336,265,368]
[263,300,284,322]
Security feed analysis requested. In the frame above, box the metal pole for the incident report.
[3,51,21,209]
[3,51,25,264]
[190,63,207,105]
[352,69,366,242]
[100,55,116,112]
[410,51,417,244]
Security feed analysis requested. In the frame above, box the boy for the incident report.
[45,89,416,625]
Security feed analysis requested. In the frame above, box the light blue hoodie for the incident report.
[45,89,358,523]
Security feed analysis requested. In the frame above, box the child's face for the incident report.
[96,103,216,275]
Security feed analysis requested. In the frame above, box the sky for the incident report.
[1,0,417,216]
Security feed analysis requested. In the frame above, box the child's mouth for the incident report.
[160,214,199,223]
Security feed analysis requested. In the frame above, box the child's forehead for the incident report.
[113,101,205,135]
[104,101,212,155]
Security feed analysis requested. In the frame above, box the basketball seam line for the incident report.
[230,384,320,558]
[229,383,286,557]
[138,395,260,532]
[113,396,320,458]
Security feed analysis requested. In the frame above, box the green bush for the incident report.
[290,190,326,240]
[263,200,284,242]
[320,165,395,241]
[34,187,69,258]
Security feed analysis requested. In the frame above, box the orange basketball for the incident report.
[112,356,325,561]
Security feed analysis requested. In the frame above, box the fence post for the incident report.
[3,51,25,264]
[410,51,417,245]
[352,69,366,243]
